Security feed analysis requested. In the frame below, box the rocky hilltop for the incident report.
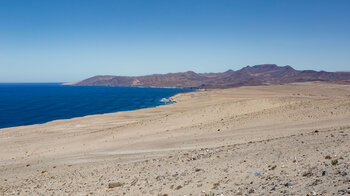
[72,64,350,88]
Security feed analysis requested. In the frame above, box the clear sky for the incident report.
[0,0,349,82]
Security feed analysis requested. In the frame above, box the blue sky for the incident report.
[0,0,349,82]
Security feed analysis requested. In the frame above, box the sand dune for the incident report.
[1,82,350,195]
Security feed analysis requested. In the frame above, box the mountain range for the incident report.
[70,64,350,89]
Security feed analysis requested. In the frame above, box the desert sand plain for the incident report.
[1,82,350,195]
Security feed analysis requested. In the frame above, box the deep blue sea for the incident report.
[0,83,193,129]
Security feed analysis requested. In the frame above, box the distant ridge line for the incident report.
[67,64,350,89]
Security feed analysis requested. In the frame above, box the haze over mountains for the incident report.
[72,64,350,89]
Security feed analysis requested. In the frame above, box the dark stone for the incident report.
[285,182,292,187]
[322,171,328,176]
[248,189,255,194]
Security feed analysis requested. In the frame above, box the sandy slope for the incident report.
[1,82,350,195]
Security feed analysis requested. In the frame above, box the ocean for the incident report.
[0,83,193,129]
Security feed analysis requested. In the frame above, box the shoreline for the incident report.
[1,82,350,195]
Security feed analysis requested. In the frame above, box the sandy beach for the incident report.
[1,82,350,195]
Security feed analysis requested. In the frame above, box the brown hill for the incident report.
[72,64,350,89]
